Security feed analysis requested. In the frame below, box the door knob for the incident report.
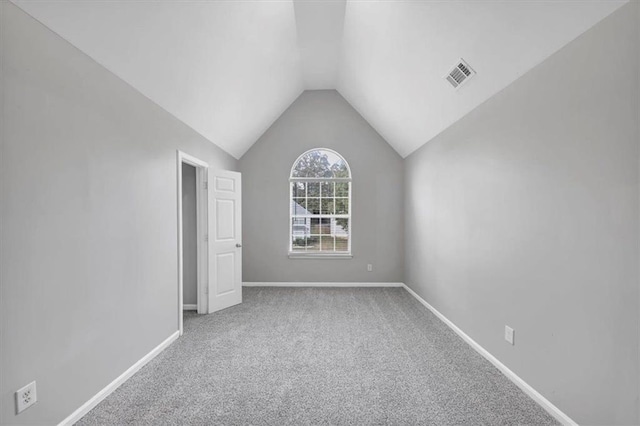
[236,243,242,248]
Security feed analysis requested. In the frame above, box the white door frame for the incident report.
[177,151,209,336]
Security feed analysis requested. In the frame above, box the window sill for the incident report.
[288,253,353,259]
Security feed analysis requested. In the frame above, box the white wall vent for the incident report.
[445,59,475,89]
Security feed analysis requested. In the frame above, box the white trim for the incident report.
[183,304,197,311]
[401,284,578,426]
[196,167,209,315]
[179,151,209,169]
[243,282,403,288]
[177,150,209,336]
[57,331,179,426]
[288,177,351,182]
[288,253,353,259]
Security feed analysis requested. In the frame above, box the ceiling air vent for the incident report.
[445,59,475,89]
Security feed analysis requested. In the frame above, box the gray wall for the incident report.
[0,3,236,425]
[239,90,404,283]
[182,164,197,306]
[404,3,639,425]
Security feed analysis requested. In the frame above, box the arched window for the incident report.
[289,148,352,256]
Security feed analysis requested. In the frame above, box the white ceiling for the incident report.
[13,0,304,159]
[294,0,346,90]
[12,0,628,159]
[337,0,628,157]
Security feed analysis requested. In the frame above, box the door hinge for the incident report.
[204,234,209,242]
[203,181,208,190]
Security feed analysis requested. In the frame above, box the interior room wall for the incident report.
[0,3,237,424]
[239,90,404,283]
[404,3,639,424]
[637,4,640,423]
[182,164,198,306]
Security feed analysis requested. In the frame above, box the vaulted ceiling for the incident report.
[13,0,627,159]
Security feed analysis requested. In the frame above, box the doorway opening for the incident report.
[182,163,198,312]
[177,151,209,335]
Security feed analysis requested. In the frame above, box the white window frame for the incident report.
[288,148,352,259]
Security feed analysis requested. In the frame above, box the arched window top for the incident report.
[290,148,351,179]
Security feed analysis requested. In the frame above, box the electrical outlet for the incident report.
[15,381,37,414]
[505,326,515,345]
[367,264,373,272]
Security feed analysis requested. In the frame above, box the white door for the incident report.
[208,170,242,313]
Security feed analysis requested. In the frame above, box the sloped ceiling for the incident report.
[12,0,304,159]
[337,0,628,157]
[12,0,628,159]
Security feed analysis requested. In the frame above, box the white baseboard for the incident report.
[243,282,404,287]
[183,304,197,311]
[58,330,180,426]
[401,284,577,426]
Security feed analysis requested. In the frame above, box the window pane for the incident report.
[306,236,320,251]
[291,236,306,251]
[307,182,320,197]
[320,218,331,235]
[335,218,349,235]
[321,199,334,215]
[310,217,321,234]
[332,161,349,178]
[335,198,349,214]
[292,198,307,214]
[335,236,349,252]
[292,218,309,239]
[335,182,349,197]
[291,181,306,198]
[321,182,334,197]
[307,198,320,215]
[321,236,335,251]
